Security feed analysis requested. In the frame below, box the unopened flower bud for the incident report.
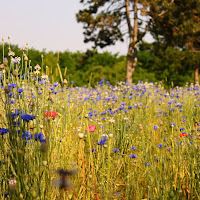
[24,54,28,61]
[9,177,17,191]
[42,161,48,166]
[40,142,48,153]
[4,85,11,94]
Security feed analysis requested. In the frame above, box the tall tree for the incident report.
[76,0,151,83]
[149,0,200,85]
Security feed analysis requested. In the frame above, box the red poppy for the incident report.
[46,111,57,117]
[179,132,188,137]
[86,125,96,132]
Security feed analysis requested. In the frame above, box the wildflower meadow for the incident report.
[0,41,200,200]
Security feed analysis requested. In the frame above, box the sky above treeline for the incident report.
[0,0,153,55]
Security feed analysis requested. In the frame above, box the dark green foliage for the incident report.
[148,0,200,84]
[0,42,197,88]
[149,0,200,49]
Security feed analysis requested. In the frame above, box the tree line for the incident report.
[0,41,195,88]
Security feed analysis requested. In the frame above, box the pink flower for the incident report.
[46,111,57,117]
[86,125,96,132]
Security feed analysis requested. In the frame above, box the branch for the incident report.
[136,19,152,43]
[156,0,174,18]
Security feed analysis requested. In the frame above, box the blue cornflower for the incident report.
[0,128,8,135]
[180,127,185,131]
[113,148,120,153]
[101,111,106,115]
[40,138,46,143]
[4,193,9,197]
[71,81,74,84]
[129,155,137,158]
[8,92,13,97]
[131,146,136,150]
[146,163,151,166]
[157,144,163,148]
[10,110,20,119]
[92,149,96,152]
[12,83,17,88]
[168,101,173,104]
[53,82,58,87]
[18,88,24,93]
[128,106,133,109]
[10,100,15,104]
[153,125,159,130]
[13,121,20,126]
[21,114,35,122]
[171,123,176,126]
[34,133,44,141]
[120,102,126,105]
[167,148,171,151]
[97,138,107,145]
[22,132,32,140]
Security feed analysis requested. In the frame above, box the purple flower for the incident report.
[22,132,32,140]
[53,82,58,87]
[97,138,107,145]
[18,88,24,93]
[157,144,163,148]
[131,146,136,150]
[153,125,159,130]
[129,155,137,158]
[113,148,120,153]
[146,163,151,166]
[171,123,176,126]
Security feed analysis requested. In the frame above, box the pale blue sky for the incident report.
[0,0,152,55]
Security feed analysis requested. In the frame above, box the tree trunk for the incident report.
[126,0,138,84]
[194,67,199,86]
[126,32,134,84]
